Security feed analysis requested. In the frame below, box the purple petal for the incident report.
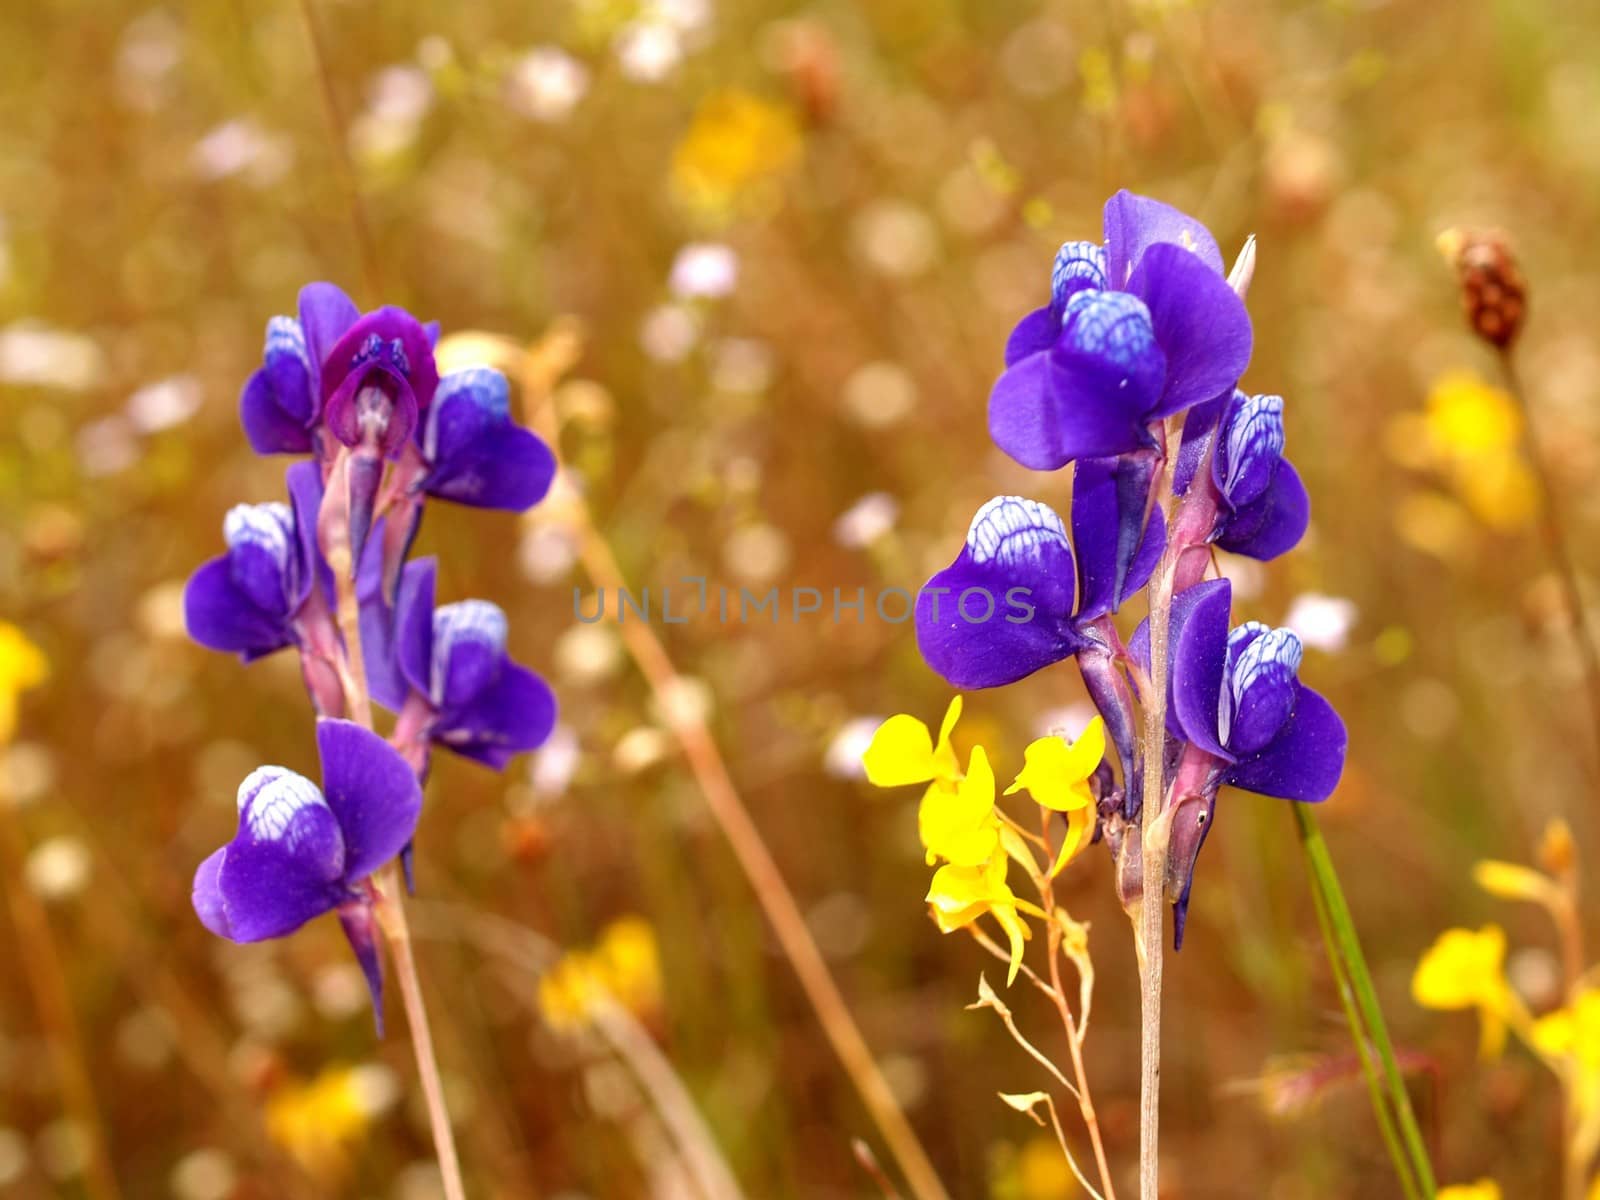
[431,601,508,709]
[393,558,437,698]
[338,904,386,1036]
[1072,454,1165,619]
[1167,579,1233,758]
[1102,190,1224,287]
[297,282,360,388]
[1216,460,1310,561]
[1127,243,1252,418]
[988,345,1161,470]
[223,502,296,617]
[192,848,231,937]
[211,837,345,942]
[185,557,293,660]
[357,519,408,712]
[286,461,329,609]
[421,373,556,511]
[1004,306,1057,367]
[436,661,557,769]
[1050,241,1108,307]
[239,324,316,456]
[1222,624,1301,755]
[914,497,1083,688]
[316,719,423,881]
[1223,685,1346,801]
[1214,393,1285,507]
[1172,391,1229,496]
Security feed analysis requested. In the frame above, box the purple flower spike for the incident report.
[192,720,421,1020]
[369,557,556,769]
[320,308,441,459]
[989,190,1252,470]
[185,462,324,661]
[419,368,557,511]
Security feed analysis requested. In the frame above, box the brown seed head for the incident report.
[1437,227,1527,350]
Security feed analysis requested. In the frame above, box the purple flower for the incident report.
[192,720,422,1023]
[989,191,1253,469]
[1174,390,1310,561]
[418,367,557,511]
[364,557,556,770]
[915,477,1163,690]
[184,462,328,661]
[238,282,441,460]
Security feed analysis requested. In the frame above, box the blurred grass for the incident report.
[4,0,1600,1196]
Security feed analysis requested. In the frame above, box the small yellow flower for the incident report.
[1425,371,1521,457]
[1437,1181,1501,1200]
[863,696,963,789]
[671,89,801,218]
[918,744,1000,868]
[1006,717,1105,875]
[0,622,48,745]
[1412,925,1511,1057]
[927,847,1031,984]
[538,916,664,1034]
[266,1066,377,1179]
[1531,989,1600,1132]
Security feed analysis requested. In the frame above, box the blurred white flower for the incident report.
[506,48,589,123]
[76,416,139,477]
[852,200,939,278]
[517,523,578,584]
[28,838,94,899]
[639,304,700,362]
[125,374,201,433]
[171,1149,235,1200]
[710,338,773,393]
[824,717,881,779]
[841,361,917,429]
[1283,592,1359,653]
[617,22,683,82]
[189,120,291,185]
[833,492,899,548]
[115,10,181,111]
[0,322,106,391]
[669,242,738,298]
[351,65,435,162]
[530,724,580,797]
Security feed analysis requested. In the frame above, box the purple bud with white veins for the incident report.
[224,502,297,615]
[431,600,508,710]
[1221,623,1302,755]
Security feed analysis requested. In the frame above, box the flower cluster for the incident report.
[184,282,558,1024]
[1415,820,1600,1196]
[863,696,1104,981]
[907,192,1346,948]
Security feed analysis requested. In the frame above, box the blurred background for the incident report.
[4,0,1600,1196]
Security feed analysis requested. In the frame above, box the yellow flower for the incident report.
[538,916,664,1033]
[266,1066,379,1179]
[1005,717,1105,875]
[671,89,801,218]
[918,744,999,868]
[1531,988,1600,1140]
[1437,1181,1501,1200]
[1412,925,1511,1057]
[863,696,962,789]
[0,622,48,745]
[927,846,1031,985]
[1425,371,1521,457]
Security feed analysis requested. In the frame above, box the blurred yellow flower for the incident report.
[1437,1181,1501,1200]
[539,915,664,1033]
[1531,989,1600,1126]
[989,1132,1078,1200]
[927,846,1031,984]
[863,696,962,789]
[0,622,48,745]
[1005,718,1105,875]
[1413,925,1511,1057]
[265,1067,375,1180]
[671,89,801,218]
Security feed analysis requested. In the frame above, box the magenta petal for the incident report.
[1127,243,1253,418]
[298,283,360,387]
[914,497,1083,688]
[1004,306,1057,367]
[1223,685,1346,801]
[1102,190,1224,286]
[1167,579,1233,759]
[316,719,423,881]
[185,557,294,660]
[193,848,232,937]
[1216,461,1310,561]
[437,662,557,770]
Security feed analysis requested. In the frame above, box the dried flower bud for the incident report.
[1538,817,1576,881]
[1437,228,1527,350]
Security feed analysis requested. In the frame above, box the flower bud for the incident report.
[1437,228,1526,350]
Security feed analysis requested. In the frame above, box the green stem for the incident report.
[1294,804,1436,1196]
[1301,831,1421,1200]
